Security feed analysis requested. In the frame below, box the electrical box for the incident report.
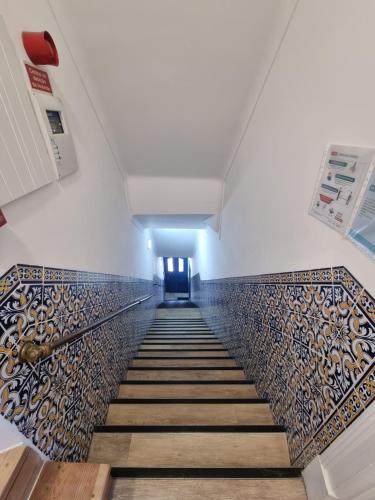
[30,92,79,179]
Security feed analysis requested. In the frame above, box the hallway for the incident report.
[88,305,306,499]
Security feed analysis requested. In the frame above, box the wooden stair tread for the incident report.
[112,478,307,499]
[29,462,111,500]
[106,403,274,425]
[142,341,220,345]
[0,445,42,500]
[147,329,212,331]
[146,335,215,338]
[148,330,212,333]
[131,358,237,367]
[136,351,230,357]
[126,369,245,381]
[88,432,290,468]
[118,383,258,399]
[139,345,225,350]
[155,311,201,318]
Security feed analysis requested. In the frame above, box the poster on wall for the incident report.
[310,144,375,234]
[347,167,375,259]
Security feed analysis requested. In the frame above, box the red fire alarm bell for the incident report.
[0,210,7,227]
[22,31,59,66]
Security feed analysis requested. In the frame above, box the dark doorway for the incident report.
[163,257,189,300]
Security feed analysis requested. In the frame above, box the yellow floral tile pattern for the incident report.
[0,264,161,461]
[192,266,374,466]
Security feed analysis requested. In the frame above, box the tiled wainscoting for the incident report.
[0,264,160,461]
[192,267,374,467]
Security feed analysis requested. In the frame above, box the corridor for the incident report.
[89,305,306,499]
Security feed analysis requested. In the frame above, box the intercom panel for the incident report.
[31,92,78,179]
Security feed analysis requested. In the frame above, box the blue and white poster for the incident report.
[348,168,375,259]
[310,144,375,235]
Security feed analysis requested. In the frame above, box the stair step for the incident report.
[148,329,211,332]
[151,325,207,327]
[88,432,291,468]
[131,358,237,367]
[29,462,111,500]
[96,425,284,432]
[150,327,209,329]
[112,477,306,499]
[148,332,212,335]
[0,445,42,500]
[120,381,254,384]
[152,319,206,322]
[135,356,234,359]
[111,398,266,403]
[136,351,230,357]
[106,403,274,425]
[147,332,212,335]
[146,335,215,338]
[151,327,208,330]
[128,366,241,370]
[117,383,259,399]
[149,325,210,327]
[126,369,246,381]
[142,340,221,344]
[148,330,212,333]
[139,345,225,350]
[155,312,201,319]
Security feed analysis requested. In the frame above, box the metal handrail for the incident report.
[19,293,154,363]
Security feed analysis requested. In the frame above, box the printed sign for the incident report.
[25,63,53,94]
[348,168,375,258]
[310,144,375,234]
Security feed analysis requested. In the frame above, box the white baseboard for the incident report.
[303,403,375,500]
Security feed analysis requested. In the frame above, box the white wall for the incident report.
[152,228,197,257]
[194,0,375,295]
[153,255,164,281]
[0,417,47,458]
[0,0,154,279]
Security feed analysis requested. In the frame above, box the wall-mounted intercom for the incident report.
[30,91,79,179]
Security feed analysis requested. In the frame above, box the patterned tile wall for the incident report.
[0,264,161,461]
[192,267,374,466]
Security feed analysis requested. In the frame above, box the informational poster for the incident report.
[310,144,375,234]
[348,167,375,258]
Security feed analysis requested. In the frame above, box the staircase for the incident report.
[88,305,307,499]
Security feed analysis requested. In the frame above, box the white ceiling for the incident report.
[52,0,294,179]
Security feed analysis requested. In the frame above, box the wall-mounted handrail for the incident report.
[18,293,154,363]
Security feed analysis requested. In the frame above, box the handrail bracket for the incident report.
[19,341,53,363]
